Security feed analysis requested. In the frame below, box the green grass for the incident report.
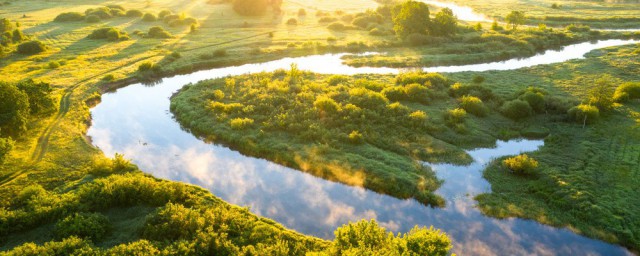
[441,0,640,29]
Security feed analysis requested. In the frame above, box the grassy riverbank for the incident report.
[441,0,640,29]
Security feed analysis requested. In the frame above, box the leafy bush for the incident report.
[614,82,640,102]
[0,82,29,135]
[444,108,467,125]
[314,96,340,114]
[519,91,545,113]
[233,0,271,16]
[16,40,46,54]
[126,9,144,17]
[230,118,254,129]
[567,104,599,124]
[54,12,85,22]
[448,83,495,101]
[142,203,205,241]
[138,62,158,72]
[347,130,364,144]
[85,8,112,19]
[147,26,173,38]
[286,18,298,25]
[405,83,429,104]
[327,22,348,31]
[502,154,539,175]
[85,15,101,23]
[459,95,489,117]
[158,10,172,19]
[328,220,451,255]
[55,213,111,241]
[0,137,13,164]
[142,13,157,22]
[500,99,533,120]
[88,27,129,41]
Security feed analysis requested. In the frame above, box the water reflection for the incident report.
[87,41,636,255]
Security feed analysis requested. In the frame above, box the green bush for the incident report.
[142,13,157,22]
[0,137,13,164]
[158,10,173,19]
[142,203,205,241]
[502,154,539,175]
[444,108,467,124]
[16,40,46,55]
[405,83,429,104]
[459,95,489,117]
[347,130,364,144]
[567,104,599,124]
[88,27,128,41]
[519,91,545,113]
[147,26,173,38]
[614,82,640,102]
[54,212,111,241]
[230,118,254,129]
[138,62,157,72]
[126,9,144,17]
[85,8,112,19]
[448,83,495,101]
[54,12,85,22]
[286,18,298,25]
[500,99,533,120]
[85,15,101,23]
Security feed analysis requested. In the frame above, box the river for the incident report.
[87,38,638,255]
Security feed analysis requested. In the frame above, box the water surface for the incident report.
[87,40,637,255]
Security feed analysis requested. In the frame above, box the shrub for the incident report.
[298,9,306,16]
[233,0,270,16]
[448,83,494,101]
[102,74,115,81]
[614,82,640,102]
[382,86,406,101]
[12,29,24,42]
[138,62,157,72]
[444,108,466,124]
[348,130,364,144]
[286,18,298,25]
[0,138,13,164]
[459,95,489,117]
[142,203,205,241]
[500,99,533,120]
[326,75,349,86]
[16,40,46,54]
[318,17,338,23]
[47,61,60,69]
[55,213,111,241]
[54,12,85,22]
[158,10,172,19]
[502,154,539,175]
[88,27,128,41]
[409,110,428,126]
[405,83,429,104]
[567,104,599,124]
[147,26,173,38]
[327,22,347,31]
[519,91,545,113]
[230,117,254,129]
[126,9,144,17]
[142,13,157,22]
[85,15,101,23]
[314,96,340,114]
[86,8,112,19]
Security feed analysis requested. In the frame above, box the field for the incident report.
[442,0,640,28]
[1,0,639,254]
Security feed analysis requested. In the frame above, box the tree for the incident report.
[392,1,430,39]
[0,82,30,136]
[505,11,526,30]
[431,8,458,36]
[17,79,57,116]
[0,18,14,34]
[588,75,615,111]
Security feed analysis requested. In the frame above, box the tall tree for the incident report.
[17,79,57,116]
[589,75,615,111]
[431,8,458,36]
[505,11,526,30]
[392,1,430,39]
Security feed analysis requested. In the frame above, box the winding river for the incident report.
[88,39,638,255]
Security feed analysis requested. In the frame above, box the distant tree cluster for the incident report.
[390,1,459,39]
[0,80,57,137]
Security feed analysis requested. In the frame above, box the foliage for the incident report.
[16,79,57,116]
[500,99,532,120]
[0,137,13,164]
[459,95,488,117]
[0,82,30,136]
[142,13,157,22]
[232,0,270,16]
[502,154,538,175]
[147,26,173,38]
[16,40,46,54]
[88,27,129,41]
[588,75,615,111]
[54,212,111,241]
[567,104,599,125]
[505,11,526,30]
[54,12,85,22]
[327,220,451,255]
[431,8,457,36]
[229,117,254,129]
[614,82,640,102]
[392,0,430,39]
[125,9,144,18]
[85,15,101,23]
